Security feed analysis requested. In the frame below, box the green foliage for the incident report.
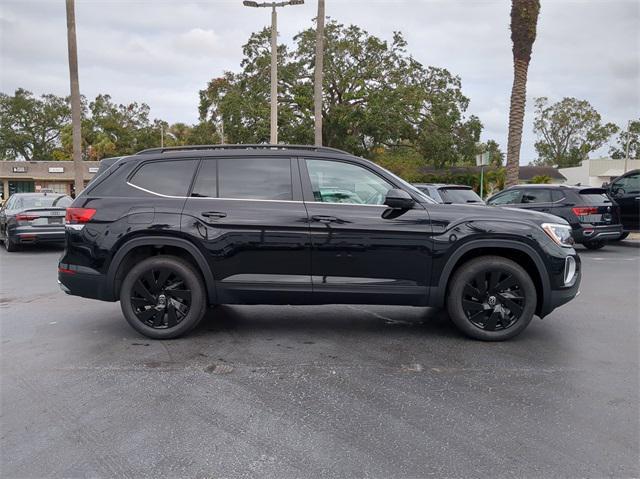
[530,175,552,184]
[533,97,618,168]
[477,139,505,166]
[0,89,71,161]
[609,119,640,160]
[199,21,482,166]
[510,0,541,62]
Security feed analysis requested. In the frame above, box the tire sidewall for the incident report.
[447,256,537,341]
[120,256,206,339]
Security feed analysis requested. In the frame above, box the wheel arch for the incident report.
[106,236,216,305]
[432,240,551,317]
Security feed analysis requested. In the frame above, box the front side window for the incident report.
[489,189,522,205]
[521,189,551,204]
[306,160,393,205]
[191,160,217,198]
[218,158,292,200]
[129,160,198,197]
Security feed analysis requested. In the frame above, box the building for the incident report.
[0,160,100,200]
[558,157,640,187]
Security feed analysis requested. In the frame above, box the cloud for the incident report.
[1,0,638,163]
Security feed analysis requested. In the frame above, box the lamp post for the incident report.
[243,0,304,144]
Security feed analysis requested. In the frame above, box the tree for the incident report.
[0,89,70,161]
[505,0,540,187]
[199,22,482,166]
[531,175,552,184]
[610,119,640,160]
[533,97,618,167]
[66,0,83,194]
[481,139,505,167]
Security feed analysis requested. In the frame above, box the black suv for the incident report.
[487,184,623,250]
[606,169,639,239]
[59,145,580,341]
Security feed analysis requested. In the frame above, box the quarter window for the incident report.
[129,160,198,197]
[306,160,393,205]
[218,158,292,200]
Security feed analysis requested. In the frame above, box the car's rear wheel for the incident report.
[2,233,19,252]
[446,256,537,341]
[583,240,605,250]
[120,255,206,339]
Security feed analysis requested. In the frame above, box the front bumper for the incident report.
[573,224,623,243]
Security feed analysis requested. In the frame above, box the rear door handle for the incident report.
[312,215,339,223]
[201,211,227,219]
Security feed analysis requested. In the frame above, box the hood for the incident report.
[424,202,568,231]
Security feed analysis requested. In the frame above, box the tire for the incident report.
[3,233,19,252]
[446,256,537,341]
[583,241,605,250]
[615,232,629,241]
[120,255,207,339]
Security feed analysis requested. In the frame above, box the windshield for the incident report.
[440,188,483,204]
[10,195,72,210]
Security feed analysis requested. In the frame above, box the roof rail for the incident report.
[135,144,350,155]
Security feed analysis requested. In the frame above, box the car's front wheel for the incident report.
[446,256,537,341]
[120,255,207,339]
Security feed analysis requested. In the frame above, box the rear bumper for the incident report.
[58,265,113,301]
[10,225,66,243]
[573,224,623,243]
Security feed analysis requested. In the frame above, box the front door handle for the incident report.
[201,211,227,219]
[312,215,339,223]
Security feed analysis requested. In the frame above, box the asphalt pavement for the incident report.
[1,242,639,478]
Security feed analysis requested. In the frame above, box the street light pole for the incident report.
[624,120,631,174]
[270,5,278,144]
[314,0,325,146]
[243,0,304,145]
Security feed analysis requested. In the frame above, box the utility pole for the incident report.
[243,1,304,144]
[313,0,325,146]
[65,0,83,195]
[624,120,631,173]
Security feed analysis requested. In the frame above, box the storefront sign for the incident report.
[12,166,27,173]
[88,167,99,173]
[48,167,65,173]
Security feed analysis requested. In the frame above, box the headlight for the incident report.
[541,223,574,247]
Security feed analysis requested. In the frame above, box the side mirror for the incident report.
[384,188,415,210]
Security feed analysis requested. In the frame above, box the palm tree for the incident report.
[65,0,83,195]
[505,0,541,187]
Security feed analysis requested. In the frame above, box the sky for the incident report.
[1,0,638,163]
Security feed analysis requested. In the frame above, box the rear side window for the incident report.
[218,158,292,200]
[521,189,551,204]
[191,160,217,198]
[129,160,198,197]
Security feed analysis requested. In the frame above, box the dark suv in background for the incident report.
[413,183,484,204]
[606,169,639,239]
[487,185,622,250]
[59,145,580,341]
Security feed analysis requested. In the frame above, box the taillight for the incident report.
[15,213,40,221]
[65,207,96,224]
[572,206,598,217]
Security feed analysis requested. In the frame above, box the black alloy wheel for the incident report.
[447,256,537,341]
[130,267,192,329]
[120,255,206,339]
[461,269,525,331]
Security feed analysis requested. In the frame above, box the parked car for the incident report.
[605,169,639,240]
[59,145,581,341]
[487,184,622,250]
[0,192,72,251]
[413,183,484,204]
